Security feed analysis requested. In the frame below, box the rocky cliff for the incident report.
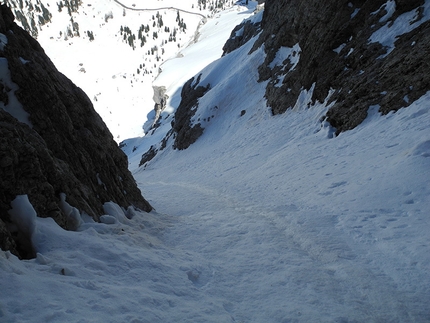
[250,0,429,134]
[0,4,152,259]
[152,0,429,158]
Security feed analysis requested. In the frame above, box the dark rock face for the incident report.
[139,74,210,167]
[251,0,430,134]
[222,18,262,56]
[172,74,210,150]
[0,4,152,259]
[139,145,158,167]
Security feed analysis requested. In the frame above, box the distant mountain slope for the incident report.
[0,4,151,259]
[4,0,238,141]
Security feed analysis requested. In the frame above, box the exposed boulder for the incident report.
[0,4,152,259]
[249,0,430,134]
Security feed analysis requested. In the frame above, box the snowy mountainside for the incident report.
[0,1,429,322]
[4,0,238,141]
[123,1,430,320]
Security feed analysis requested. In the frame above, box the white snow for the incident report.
[369,0,430,57]
[59,193,83,230]
[103,201,129,224]
[8,195,37,237]
[333,43,346,54]
[379,0,396,23]
[269,43,301,70]
[9,0,241,141]
[152,4,256,108]
[0,57,33,127]
[1,1,430,322]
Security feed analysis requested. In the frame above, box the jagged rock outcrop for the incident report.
[0,4,152,259]
[172,74,210,150]
[249,0,429,134]
[222,18,262,56]
[150,85,169,130]
[139,145,158,167]
[139,74,210,166]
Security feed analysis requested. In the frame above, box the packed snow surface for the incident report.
[1,1,430,322]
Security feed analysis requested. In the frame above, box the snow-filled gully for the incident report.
[1,1,429,322]
[139,178,426,322]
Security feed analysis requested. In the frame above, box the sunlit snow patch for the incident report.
[369,1,430,57]
[270,43,301,87]
[269,43,301,69]
[377,0,396,23]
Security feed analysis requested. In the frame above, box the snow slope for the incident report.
[1,1,430,322]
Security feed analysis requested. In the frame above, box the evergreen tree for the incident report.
[87,30,94,41]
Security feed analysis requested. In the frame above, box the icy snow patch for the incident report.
[369,1,430,57]
[269,43,301,69]
[0,33,7,50]
[19,57,30,64]
[103,201,129,224]
[59,193,83,231]
[0,58,32,127]
[379,0,396,22]
[333,43,346,54]
[8,195,37,237]
[234,25,244,38]
[351,8,360,18]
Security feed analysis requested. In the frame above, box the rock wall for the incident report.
[251,0,429,134]
[0,4,152,259]
[139,74,210,167]
[139,0,429,167]
[172,74,210,150]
